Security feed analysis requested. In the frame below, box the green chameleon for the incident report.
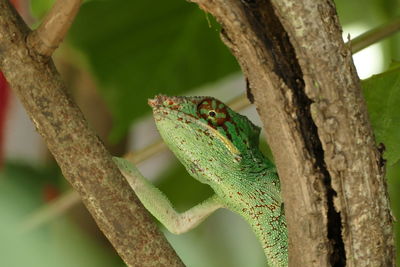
[114,95,288,266]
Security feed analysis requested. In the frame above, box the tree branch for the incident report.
[190,0,395,265]
[0,1,183,266]
[27,0,82,57]
[351,17,400,54]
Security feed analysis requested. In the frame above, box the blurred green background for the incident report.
[1,0,399,266]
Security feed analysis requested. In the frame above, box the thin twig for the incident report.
[20,190,80,232]
[124,140,166,164]
[351,17,400,53]
[27,0,82,57]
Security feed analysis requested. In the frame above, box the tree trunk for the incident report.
[191,0,395,266]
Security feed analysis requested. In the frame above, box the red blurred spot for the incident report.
[10,0,20,9]
[42,184,61,202]
[0,72,9,168]
[0,0,21,168]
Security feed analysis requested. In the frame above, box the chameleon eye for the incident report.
[197,98,230,126]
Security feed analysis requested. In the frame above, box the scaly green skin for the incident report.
[149,95,288,266]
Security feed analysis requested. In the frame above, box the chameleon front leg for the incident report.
[113,157,224,234]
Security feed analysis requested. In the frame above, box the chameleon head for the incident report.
[148,95,261,186]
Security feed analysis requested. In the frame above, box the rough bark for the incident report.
[0,1,184,266]
[191,0,395,266]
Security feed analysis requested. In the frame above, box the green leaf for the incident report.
[334,0,396,26]
[68,0,238,141]
[362,62,400,165]
[30,0,55,19]
[30,0,94,20]
[335,0,380,25]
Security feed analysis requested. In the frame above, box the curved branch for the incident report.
[351,17,400,54]
[0,1,183,266]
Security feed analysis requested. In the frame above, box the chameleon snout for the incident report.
[148,95,185,110]
[148,95,163,108]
